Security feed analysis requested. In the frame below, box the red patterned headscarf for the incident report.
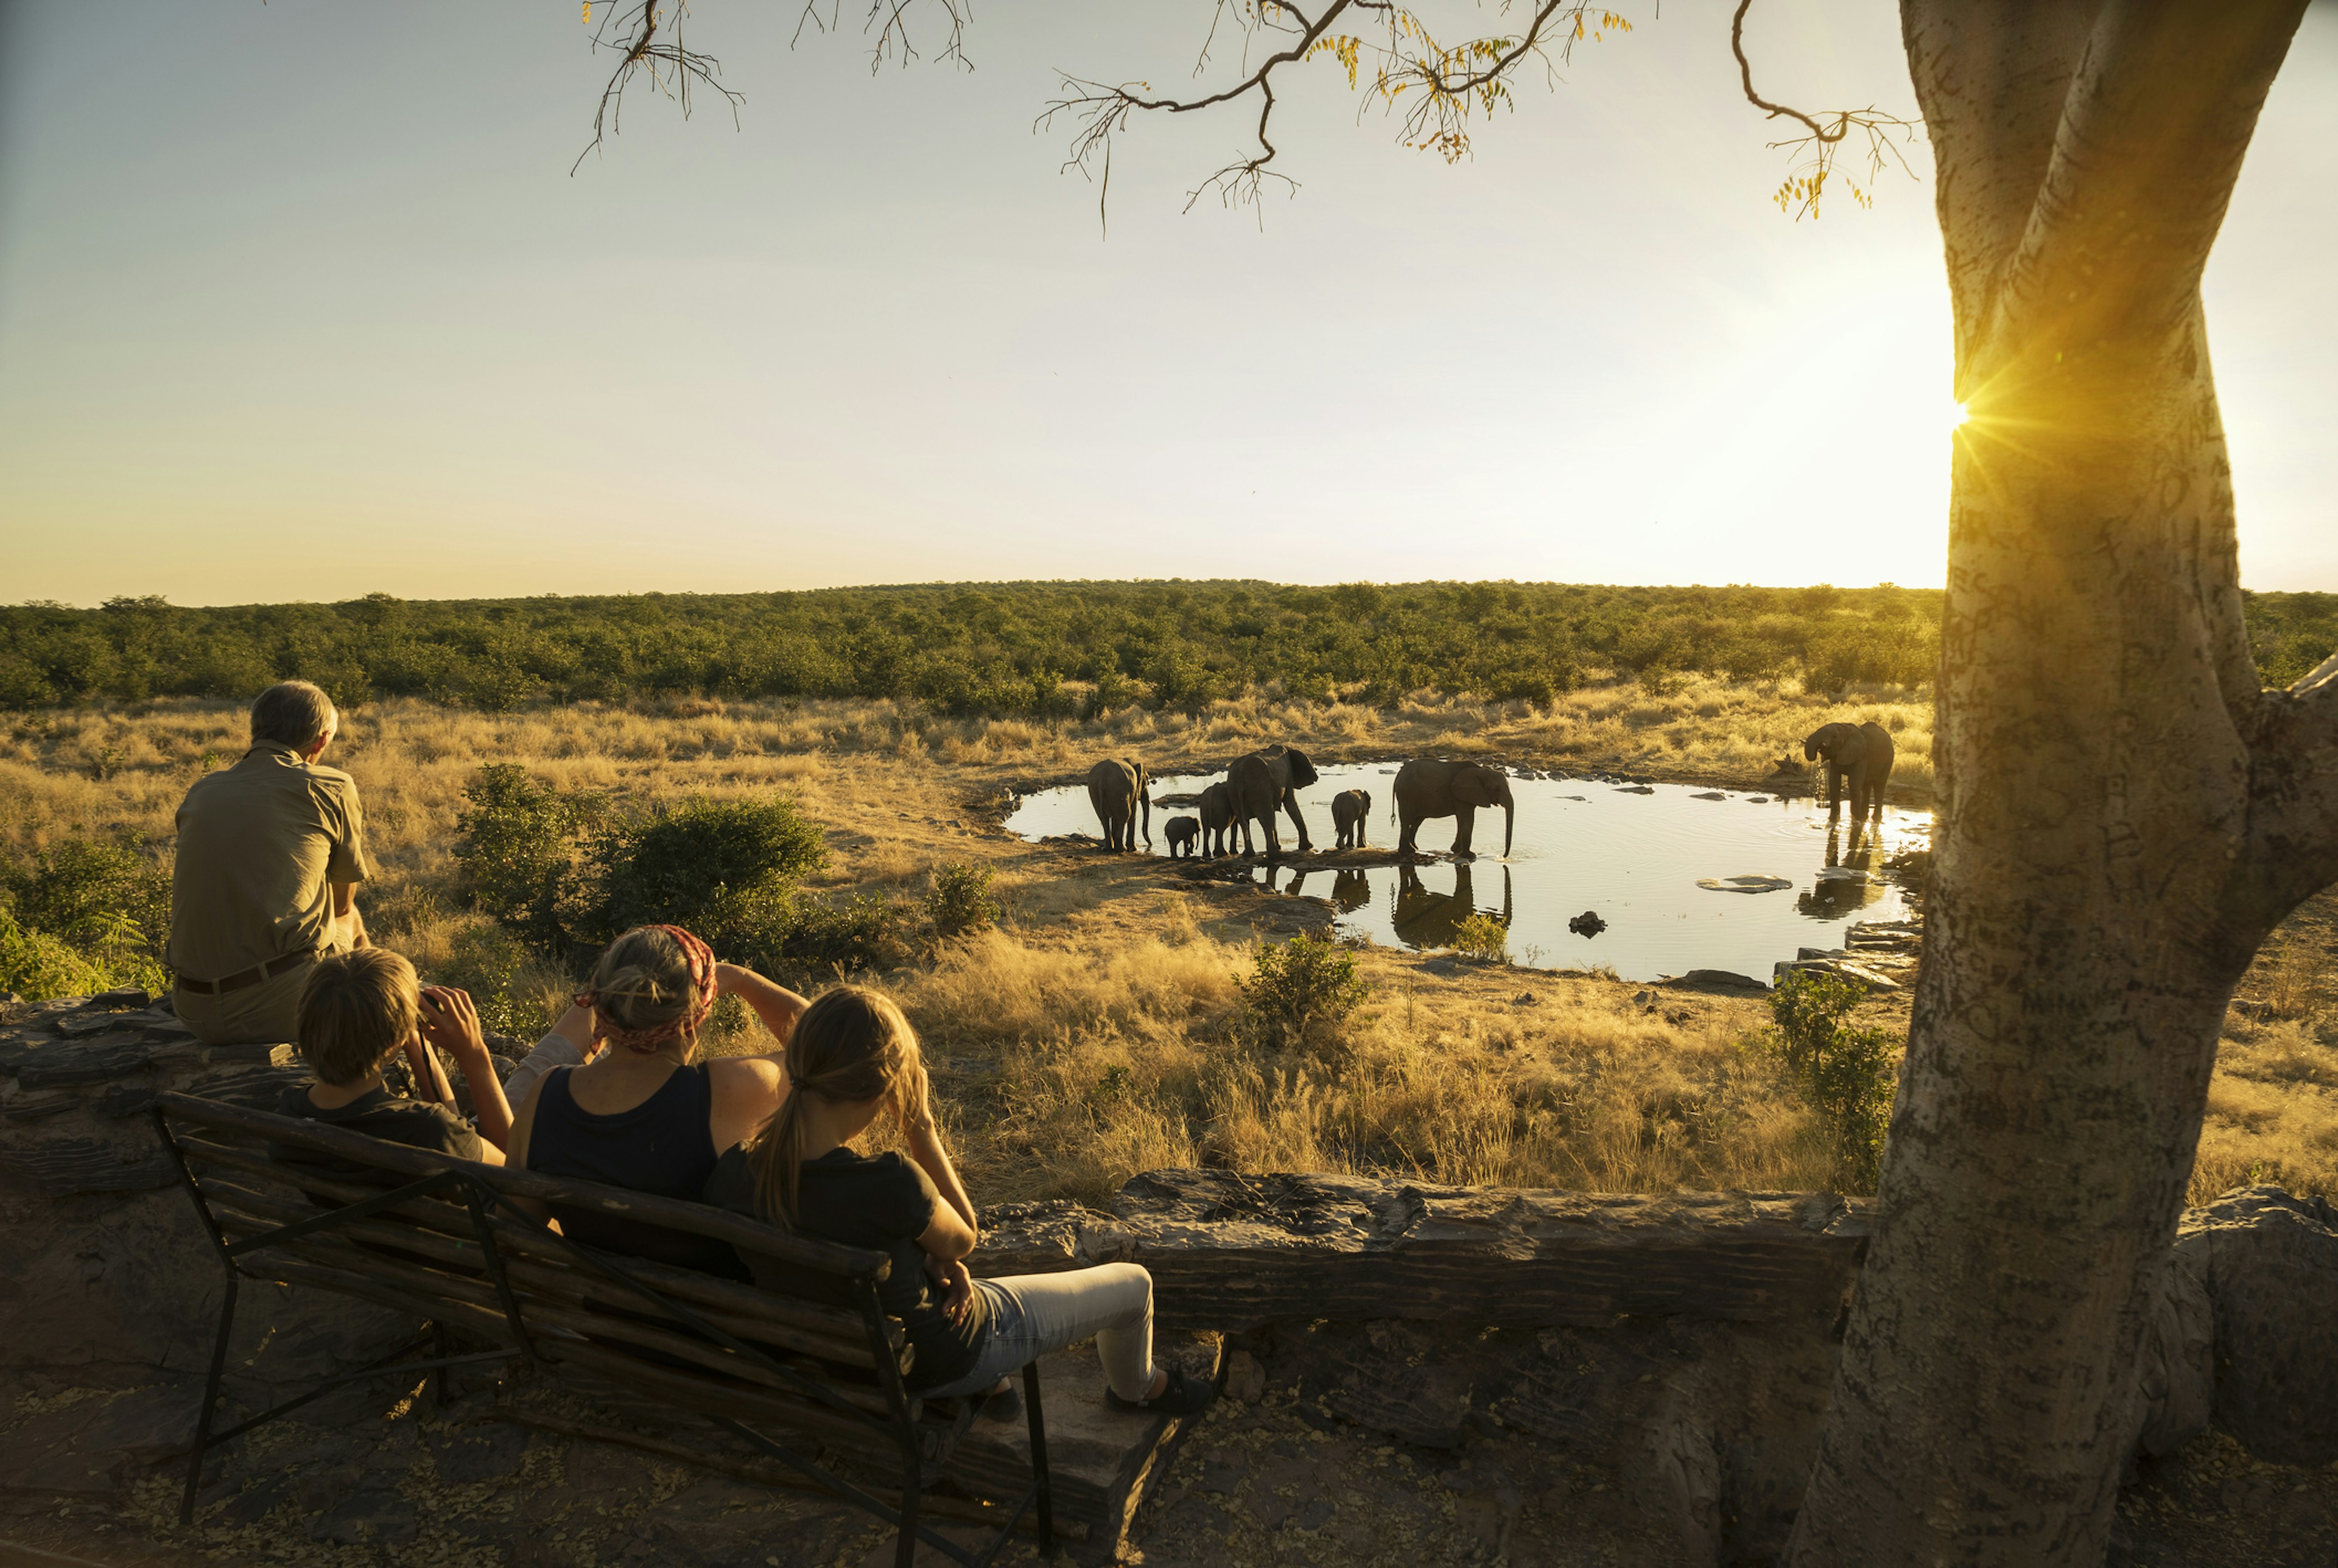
[577,924,718,1054]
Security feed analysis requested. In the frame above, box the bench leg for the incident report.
[179,1273,239,1525]
[895,1472,921,1568]
[1024,1360,1056,1557]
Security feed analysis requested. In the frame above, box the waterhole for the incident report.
[1003,762,1928,984]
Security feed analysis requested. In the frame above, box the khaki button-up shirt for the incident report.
[168,741,371,983]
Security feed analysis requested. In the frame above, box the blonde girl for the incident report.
[704,986,1214,1414]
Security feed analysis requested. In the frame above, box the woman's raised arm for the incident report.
[716,963,809,1049]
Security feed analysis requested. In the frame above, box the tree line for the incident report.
[1,582,2326,716]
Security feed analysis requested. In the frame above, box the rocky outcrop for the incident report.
[2173,1186,2338,1465]
[980,1169,1872,1334]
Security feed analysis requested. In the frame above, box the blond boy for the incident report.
[276,949,512,1167]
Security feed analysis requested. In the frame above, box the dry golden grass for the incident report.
[10,689,2336,1211]
[871,909,1833,1207]
[2191,930,2338,1205]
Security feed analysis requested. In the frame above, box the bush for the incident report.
[441,922,561,1042]
[1763,970,1900,1192]
[785,892,911,973]
[578,795,829,962]
[1237,933,1371,1059]
[923,863,1002,939]
[454,764,603,950]
[1450,913,1511,962]
[0,903,121,1001]
[0,833,171,999]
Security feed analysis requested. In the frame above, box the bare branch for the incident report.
[1039,1,1635,221]
[573,1,745,177]
[1731,0,1920,218]
[2240,652,2338,938]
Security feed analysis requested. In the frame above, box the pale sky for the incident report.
[1,1,2331,606]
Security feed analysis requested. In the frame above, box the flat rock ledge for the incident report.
[981,1169,1872,1334]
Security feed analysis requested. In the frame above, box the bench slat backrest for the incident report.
[151,1091,972,1468]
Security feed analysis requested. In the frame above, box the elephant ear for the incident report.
[1285,747,1319,789]
[1456,768,1501,807]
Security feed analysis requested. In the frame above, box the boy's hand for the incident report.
[420,985,489,1059]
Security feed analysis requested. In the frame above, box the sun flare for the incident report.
[1949,399,1971,430]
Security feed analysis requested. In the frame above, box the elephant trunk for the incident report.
[1500,781,1515,858]
[1140,791,1152,844]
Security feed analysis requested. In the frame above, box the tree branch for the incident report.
[1730,0,1919,219]
[2239,653,2338,938]
[1040,0,1630,216]
[573,1,744,177]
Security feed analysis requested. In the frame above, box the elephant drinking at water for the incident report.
[1394,759,1514,858]
[1804,721,1895,822]
[1086,758,1153,851]
[1226,745,1319,859]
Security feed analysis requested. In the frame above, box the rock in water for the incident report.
[1696,875,1792,894]
[1568,911,1607,937]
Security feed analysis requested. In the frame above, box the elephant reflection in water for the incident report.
[1331,869,1372,914]
[1798,819,1887,920]
[1390,861,1514,950]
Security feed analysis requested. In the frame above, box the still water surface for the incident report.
[1003,763,1929,983]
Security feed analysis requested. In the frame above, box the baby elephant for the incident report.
[1164,815,1201,859]
[1332,788,1372,850]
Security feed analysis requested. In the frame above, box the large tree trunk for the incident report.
[1788,1,2334,1562]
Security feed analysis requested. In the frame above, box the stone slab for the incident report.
[980,1171,1870,1334]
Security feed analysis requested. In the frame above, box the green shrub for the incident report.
[1450,913,1511,962]
[0,833,171,1000]
[454,764,604,950]
[1763,970,1900,1192]
[0,904,121,1001]
[785,892,911,973]
[441,922,560,1042]
[1238,933,1371,1059]
[575,795,826,962]
[923,863,1002,939]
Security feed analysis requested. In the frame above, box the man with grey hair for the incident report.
[167,680,372,1045]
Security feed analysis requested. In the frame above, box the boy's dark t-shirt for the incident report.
[271,1083,483,1173]
[702,1144,988,1392]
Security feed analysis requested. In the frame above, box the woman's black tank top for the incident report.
[527,1062,745,1278]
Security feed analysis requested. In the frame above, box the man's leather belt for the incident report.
[175,948,319,997]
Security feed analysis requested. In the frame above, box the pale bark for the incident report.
[1788,1,2317,1562]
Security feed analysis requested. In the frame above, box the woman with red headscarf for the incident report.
[504,925,807,1276]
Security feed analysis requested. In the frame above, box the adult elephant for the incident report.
[1198,781,1241,858]
[1393,759,1515,858]
[1803,721,1895,822]
[1225,744,1318,859]
[1086,758,1152,851]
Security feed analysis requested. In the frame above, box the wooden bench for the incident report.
[150,1090,1055,1568]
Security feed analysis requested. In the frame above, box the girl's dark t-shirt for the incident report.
[701,1144,989,1392]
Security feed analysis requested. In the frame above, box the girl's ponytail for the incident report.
[747,985,922,1227]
